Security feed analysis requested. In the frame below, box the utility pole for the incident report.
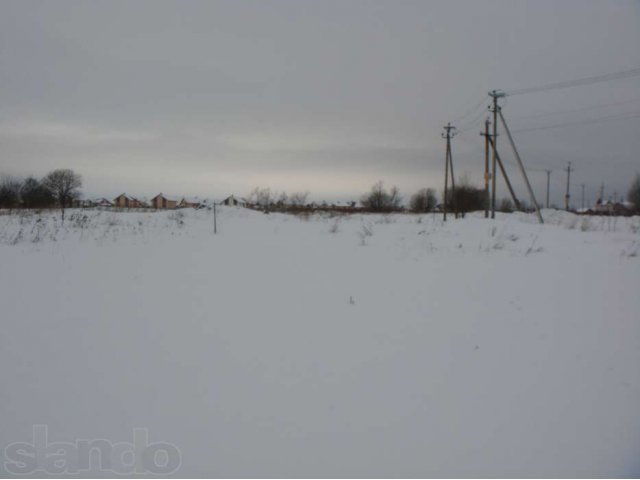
[564,162,573,211]
[581,184,586,210]
[484,134,521,210]
[498,109,544,224]
[545,170,551,209]
[489,91,505,218]
[484,118,490,218]
[442,122,457,221]
[213,203,218,234]
[597,182,605,204]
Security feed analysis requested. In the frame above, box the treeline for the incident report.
[0,169,83,211]
[248,173,640,215]
[246,187,311,209]
[360,180,516,214]
[245,181,503,214]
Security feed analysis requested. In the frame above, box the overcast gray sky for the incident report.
[1,0,639,204]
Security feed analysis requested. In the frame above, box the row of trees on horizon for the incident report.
[2,170,639,215]
[249,175,640,214]
[247,180,513,214]
[359,180,517,214]
[0,169,82,214]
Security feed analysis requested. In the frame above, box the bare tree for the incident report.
[247,187,273,208]
[289,191,309,207]
[43,169,82,222]
[409,188,436,213]
[628,173,640,213]
[446,176,484,216]
[21,177,54,209]
[361,181,402,212]
[247,187,311,211]
[276,191,288,207]
[0,175,22,209]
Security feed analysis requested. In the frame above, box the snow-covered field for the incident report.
[1,207,639,477]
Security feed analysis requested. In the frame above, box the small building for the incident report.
[179,197,202,209]
[114,194,145,208]
[114,194,132,208]
[592,200,634,216]
[222,195,244,207]
[94,198,114,207]
[151,193,179,209]
[72,198,94,208]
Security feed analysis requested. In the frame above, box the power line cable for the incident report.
[505,66,640,96]
[456,101,493,133]
[457,109,490,134]
[509,97,640,121]
[526,165,554,173]
[452,95,488,125]
[511,110,640,133]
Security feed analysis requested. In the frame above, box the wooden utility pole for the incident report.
[598,182,605,204]
[484,118,490,218]
[484,135,522,210]
[489,91,505,218]
[442,123,457,221]
[213,203,218,234]
[581,184,586,209]
[564,162,573,211]
[498,109,544,224]
[545,170,551,209]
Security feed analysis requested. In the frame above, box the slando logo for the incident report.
[4,425,182,475]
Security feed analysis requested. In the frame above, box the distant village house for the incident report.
[151,194,179,209]
[222,195,244,206]
[94,198,114,207]
[179,197,201,209]
[114,194,146,209]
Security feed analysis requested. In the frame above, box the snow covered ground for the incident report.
[1,207,639,477]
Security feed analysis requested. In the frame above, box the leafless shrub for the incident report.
[410,188,436,213]
[580,218,591,232]
[357,223,374,246]
[446,176,486,216]
[525,233,542,255]
[375,215,395,224]
[247,187,273,208]
[70,212,90,229]
[10,228,23,245]
[360,181,402,212]
[499,198,514,213]
[169,210,185,227]
[289,191,309,206]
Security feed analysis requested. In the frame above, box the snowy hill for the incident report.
[1,207,639,476]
